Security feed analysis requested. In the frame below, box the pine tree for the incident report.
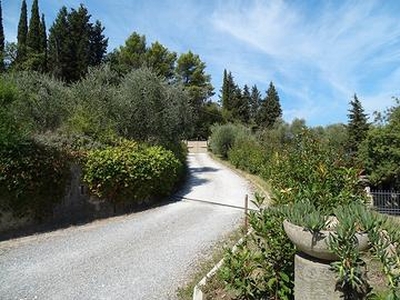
[17,0,28,63]
[117,32,147,73]
[256,82,282,128]
[176,51,214,137]
[0,0,4,71]
[145,41,176,79]
[347,94,369,154]
[27,0,41,54]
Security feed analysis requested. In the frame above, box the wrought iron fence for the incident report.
[370,190,400,215]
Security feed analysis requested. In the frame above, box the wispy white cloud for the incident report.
[211,0,400,124]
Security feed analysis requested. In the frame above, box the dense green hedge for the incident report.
[228,134,266,175]
[83,140,184,207]
[0,139,70,220]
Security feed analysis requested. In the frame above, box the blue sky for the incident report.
[3,0,400,126]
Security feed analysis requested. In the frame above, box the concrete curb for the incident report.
[192,233,250,300]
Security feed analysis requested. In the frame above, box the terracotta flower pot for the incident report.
[283,219,369,261]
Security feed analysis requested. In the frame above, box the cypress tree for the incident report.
[220,69,236,111]
[250,85,261,120]
[39,13,47,71]
[27,0,41,54]
[231,84,250,124]
[0,0,4,71]
[89,20,108,66]
[48,6,70,80]
[49,5,108,81]
[17,0,28,63]
[68,4,91,81]
[347,94,369,154]
[256,82,282,128]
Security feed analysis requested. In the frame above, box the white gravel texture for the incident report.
[0,153,254,300]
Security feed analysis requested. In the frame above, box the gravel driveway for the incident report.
[0,153,253,300]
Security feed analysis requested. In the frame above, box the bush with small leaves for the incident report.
[83,140,184,209]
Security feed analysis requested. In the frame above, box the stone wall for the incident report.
[0,163,114,239]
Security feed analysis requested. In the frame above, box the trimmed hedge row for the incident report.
[83,140,184,207]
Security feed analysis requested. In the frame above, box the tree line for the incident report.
[2,0,107,81]
[0,0,218,138]
[220,69,282,130]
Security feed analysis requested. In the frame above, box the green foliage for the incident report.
[26,0,41,57]
[329,204,371,299]
[219,195,296,299]
[195,101,224,139]
[114,32,147,73]
[116,68,192,144]
[367,214,400,299]
[0,0,4,72]
[48,5,108,82]
[256,82,282,129]
[220,69,237,113]
[249,85,261,123]
[359,100,400,189]
[317,123,348,153]
[231,85,250,124]
[347,94,369,156]
[268,130,366,213]
[0,138,70,220]
[0,76,27,145]
[283,201,328,233]
[38,14,47,71]
[145,41,177,79]
[228,133,266,174]
[176,51,214,136]
[17,0,28,64]
[209,123,246,158]
[89,20,108,66]
[65,64,118,141]
[220,70,251,125]
[9,71,68,133]
[83,140,183,206]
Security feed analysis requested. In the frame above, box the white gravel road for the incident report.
[0,153,253,300]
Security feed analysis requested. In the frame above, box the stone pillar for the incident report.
[294,253,342,300]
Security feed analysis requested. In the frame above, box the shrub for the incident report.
[0,139,70,221]
[267,130,366,213]
[9,71,69,133]
[228,134,266,174]
[83,140,184,209]
[116,68,192,144]
[219,195,296,299]
[209,123,248,158]
[65,65,119,141]
[0,76,27,146]
[358,102,400,189]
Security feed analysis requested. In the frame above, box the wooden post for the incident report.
[244,194,249,232]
